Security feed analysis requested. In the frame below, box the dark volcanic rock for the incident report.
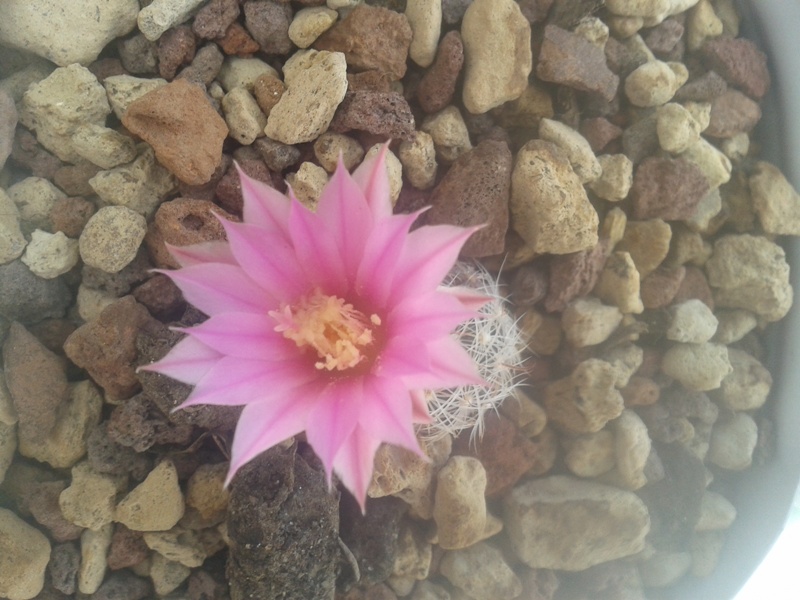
[329,91,416,140]
[702,36,770,99]
[630,157,710,221]
[426,139,512,257]
[338,496,407,591]
[227,443,340,600]
[417,30,464,114]
[49,542,80,595]
[0,260,71,323]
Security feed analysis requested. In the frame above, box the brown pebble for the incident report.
[510,261,549,307]
[27,481,83,542]
[252,74,286,116]
[215,158,276,216]
[27,319,77,357]
[219,22,261,56]
[11,128,62,179]
[643,17,685,57]
[630,157,709,221]
[453,413,546,497]
[192,0,240,40]
[329,91,416,140]
[674,69,728,102]
[544,240,610,312]
[346,70,392,93]
[673,265,714,310]
[243,0,293,55]
[314,4,413,81]
[49,196,96,239]
[580,117,623,153]
[133,274,185,320]
[417,30,464,114]
[178,153,231,202]
[107,525,150,571]
[426,139,511,257]
[64,297,158,401]
[177,42,225,87]
[53,162,103,196]
[145,198,239,269]
[641,266,686,310]
[253,137,302,172]
[622,376,661,407]
[705,89,762,138]
[122,78,228,186]
[536,24,619,102]
[157,25,196,80]
[702,37,770,99]
[87,58,128,83]
[3,322,69,444]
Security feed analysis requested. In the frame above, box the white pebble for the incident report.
[399,131,438,190]
[288,7,338,49]
[667,299,719,344]
[286,162,329,211]
[365,144,402,206]
[589,154,633,202]
[0,189,26,264]
[7,177,65,231]
[708,412,758,470]
[657,102,702,154]
[21,230,79,279]
[71,123,137,169]
[562,297,623,348]
[539,118,602,184]
[406,0,442,68]
[218,57,279,93]
[421,106,473,164]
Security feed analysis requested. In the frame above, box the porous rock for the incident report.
[503,476,650,571]
[426,139,511,257]
[461,0,532,114]
[510,140,599,255]
[0,507,52,600]
[439,543,522,600]
[115,460,185,531]
[433,456,487,550]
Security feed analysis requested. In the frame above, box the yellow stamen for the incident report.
[271,289,380,371]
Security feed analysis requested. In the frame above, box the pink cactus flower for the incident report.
[140,147,485,509]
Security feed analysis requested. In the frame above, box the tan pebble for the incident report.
[420,105,472,164]
[59,462,118,530]
[705,234,792,322]
[686,187,723,234]
[313,132,364,173]
[621,376,660,407]
[607,15,644,37]
[563,430,616,478]
[7,177,65,231]
[713,309,757,344]
[605,343,644,388]
[616,219,671,278]
[288,7,338,49]
[218,56,278,92]
[390,524,432,590]
[503,476,650,570]
[499,389,547,436]
[143,529,207,568]
[186,463,230,524]
[708,412,757,470]
[562,297,623,348]
[639,550,692,587]
[510,140,599,255]
[150,552,191,596]
[720,131,750,161]
[103,75,168,120]
[461,0,531,114]
[610,409,651,490]
[79,206,147,274]
[605,0,671,18]
[265,50,348,145]
[657,102,702,154]
[544,359,624,434]
[0,508,51,600]
[575,16,610,48]
[365,144,402,205]
[72,123,137,170]
[405,0,442,68]
[221,87,267,146]
[749,160,800,236]
[714,348,771,411]
[681,137,732,189]
[539,118,601,183]
[691,531,726,578]
[433,456,487,550]
[286,162,329,211]
[590,154,633,202]
[78,523,113,594]
[518,310,562,356]
[89,145,177,217]
[602,207,628,246]
[687,0,723,51]
[594,251,644,314]
[398,131,437,190]
[440,542,522,600]
[625,60,680,107]
[115,460,185,532]
[662,342,732,391]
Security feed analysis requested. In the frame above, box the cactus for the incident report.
[419,261,526,443]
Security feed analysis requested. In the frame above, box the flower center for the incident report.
[270,289,381,371]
